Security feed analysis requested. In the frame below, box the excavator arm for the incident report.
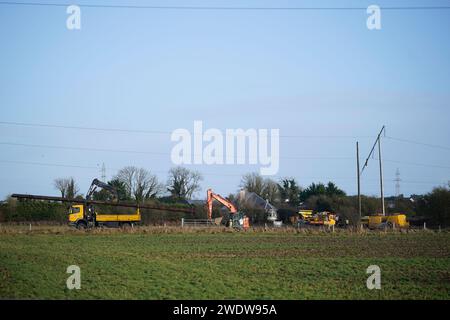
[206,189,237,220]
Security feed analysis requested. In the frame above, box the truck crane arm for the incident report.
[206,188,238,220]
[86,178,118,201]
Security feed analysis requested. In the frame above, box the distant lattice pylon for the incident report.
[395,168,401,197]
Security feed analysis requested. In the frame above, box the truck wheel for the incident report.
[120,222,131,229]
[77,221,87,230]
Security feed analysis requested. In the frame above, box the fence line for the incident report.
[181,218,217,227]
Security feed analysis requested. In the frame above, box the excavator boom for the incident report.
[206,189,238,220]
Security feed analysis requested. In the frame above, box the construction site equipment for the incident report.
[297,210,336,227]
[298,210,314,222]
[365,213,409,229]
[206,189,249,229]
[309,212,336,227]
[11,179,194,229]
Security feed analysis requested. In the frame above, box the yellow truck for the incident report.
[363,214,410,229]
[69,204,140,229]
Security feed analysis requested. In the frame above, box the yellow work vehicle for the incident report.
[67,179,141,229]
[309,211,336,227]
[69,204,140,229]
[365,214,409,229]
[299,210,314,222]
[298,210,336,227]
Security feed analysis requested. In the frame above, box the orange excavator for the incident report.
[206,189,249,229]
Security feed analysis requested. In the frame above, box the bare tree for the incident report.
[54,178,67,198]
[115,166,162,203]
[116,166,135,199]
[240,172,280,204]
[263,179,281,204]
[134,167,162,201]
[53,177,79,198]
[167,167,203,199]
[240,172,265,195]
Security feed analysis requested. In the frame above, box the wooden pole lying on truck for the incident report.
[11,194,195,214]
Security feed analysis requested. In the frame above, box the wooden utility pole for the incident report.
[360,126,386,216]
[378,134,385,216]
[356,142,361,218]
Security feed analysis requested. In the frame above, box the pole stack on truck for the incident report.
[11,178,194,229]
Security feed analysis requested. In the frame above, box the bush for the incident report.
[416,186,450,227]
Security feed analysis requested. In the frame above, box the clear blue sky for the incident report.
[0,0,449,200]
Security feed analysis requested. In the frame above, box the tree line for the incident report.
[239,172,450,226]
[1,166,449,226]
[53,166,202,203]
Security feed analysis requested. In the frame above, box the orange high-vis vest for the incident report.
[243,217,250,229]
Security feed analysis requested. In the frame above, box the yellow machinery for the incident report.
[298,210,336,227]
[69,204,140,229]
[309,211,336,226]
[67,179,141,228]
[293,209,313,225]
[299,210,313,221]
[366,214,409,229]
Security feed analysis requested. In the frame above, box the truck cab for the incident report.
[68,205,84,225]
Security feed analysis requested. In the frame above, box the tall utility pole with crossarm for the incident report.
[361,126,386,216]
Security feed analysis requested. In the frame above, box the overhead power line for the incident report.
[1,139,449,168]
[0,121,168,135]
[3,122,450,149]
[1,2,450,11]
[0,159,100,170]
[0,159,446,185]
[0,121,373,139]
[0,141,167,156]
[381,158,450,170]
[385,136,450,151]
[0,141,354,160]
[2,121,449,153]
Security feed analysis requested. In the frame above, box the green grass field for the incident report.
[0,228,449,299]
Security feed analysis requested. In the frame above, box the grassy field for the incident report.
[0,227,449,299]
